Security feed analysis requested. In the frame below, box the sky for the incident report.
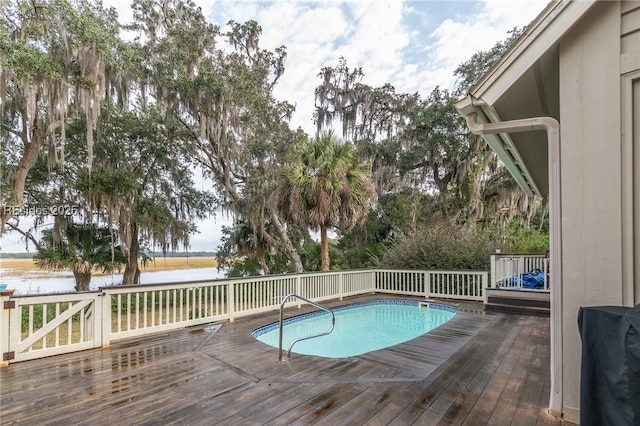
[0,0,549,254]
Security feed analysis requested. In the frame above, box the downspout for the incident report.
[466,113,563,418]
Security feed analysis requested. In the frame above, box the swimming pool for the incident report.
[252,300,457,358]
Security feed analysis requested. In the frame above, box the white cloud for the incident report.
[339,1,409,69]
[201,1,414,134]
[425,0,549,91]
[188,215,233,252]
[483,0,550,25]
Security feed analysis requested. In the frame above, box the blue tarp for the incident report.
[509,269,546,288]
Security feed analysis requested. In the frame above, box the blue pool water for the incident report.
[252,300,456,358]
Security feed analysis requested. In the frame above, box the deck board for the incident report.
[0,294,566,425]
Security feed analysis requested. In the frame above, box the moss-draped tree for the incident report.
[73,104,213,284]
[130,0,306,272]
[0,0,129,229]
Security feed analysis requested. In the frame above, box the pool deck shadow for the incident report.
[0,293,564,425]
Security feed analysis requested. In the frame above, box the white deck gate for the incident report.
[6,293,103,362]
[1,268,487,365]
[490,253,549,290]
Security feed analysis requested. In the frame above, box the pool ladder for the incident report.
[278,294,335,362]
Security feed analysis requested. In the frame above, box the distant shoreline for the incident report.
[1,265,227,296]
[0,251,217,259]
[1,256,219,279]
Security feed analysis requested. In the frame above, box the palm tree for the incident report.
[222,220,274,275]
[34,224,127,291]
[280,132,376,271]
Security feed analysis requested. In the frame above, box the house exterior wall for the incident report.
[558,1,623,422]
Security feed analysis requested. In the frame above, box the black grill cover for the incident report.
[578,305,640,426]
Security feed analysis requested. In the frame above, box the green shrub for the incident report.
[377,218,549,271]
[486,219,549,253]
[378,223,494,271]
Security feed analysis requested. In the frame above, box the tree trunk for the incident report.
[258,249,270,275]
[1,128,45,229]
[268,207,304,273]
[73,270,92,292]
[123,222,141,285]
[320,225,330,271]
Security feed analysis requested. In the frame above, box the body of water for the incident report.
[0,268,227,295]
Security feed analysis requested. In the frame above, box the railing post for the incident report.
[489,254,496,289]
[482,272,489,304]
[227,281,235,323]
[543,257,549,290]
[424,271,430,299]
[295,275,301,308]
[100,290,111,348]
[8,297,20,364]
[338,271,343,300]
[0,294,12,367]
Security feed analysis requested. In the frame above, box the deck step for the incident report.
[485,303,550,316]
[485,289,550,316]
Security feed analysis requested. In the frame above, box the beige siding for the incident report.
[621,1,640,31]
[621,2,640,73]
[558,1,622,421]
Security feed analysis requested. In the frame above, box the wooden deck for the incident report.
[0,294,567,425]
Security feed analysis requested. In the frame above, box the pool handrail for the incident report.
[278,293,335,362]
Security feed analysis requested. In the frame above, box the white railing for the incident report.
[375,270,426,295]
[373,269,488,301]
[490,253,549,291]
[429,271,487,301]
[0,268,487,365]
[106,281,231,341]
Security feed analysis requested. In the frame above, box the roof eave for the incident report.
[456,97,540,197]
[469,0,597,105]
[456,0,598,197]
